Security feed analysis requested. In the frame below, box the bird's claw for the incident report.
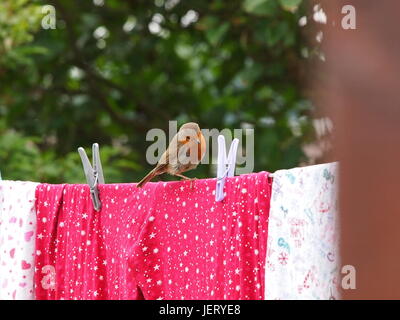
[190,178,197,190]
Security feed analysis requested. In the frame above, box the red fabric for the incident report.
[131,172,272,300]
[34,183,157,300]
[34,172,272,300]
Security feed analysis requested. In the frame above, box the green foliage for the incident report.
[0,0,44,67]
[279,0,303,12]
[0,119,135,183]
[0,0,316,183]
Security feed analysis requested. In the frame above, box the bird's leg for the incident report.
[175,174,197,189]
[189,177,198,189]
[175,173,191,180]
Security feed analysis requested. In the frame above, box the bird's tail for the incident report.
[137,168,157,188]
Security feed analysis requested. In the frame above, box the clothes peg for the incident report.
[78,143,105,211]
[215,135,239,202]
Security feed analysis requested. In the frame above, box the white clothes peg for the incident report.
[78,143,105,211]
[215,135,239,202]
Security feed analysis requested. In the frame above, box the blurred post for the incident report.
[322,0,400,299]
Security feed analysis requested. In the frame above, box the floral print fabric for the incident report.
[265,163,340,300]
[0,181,38,300]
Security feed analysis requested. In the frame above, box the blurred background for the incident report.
[0,0,330,183]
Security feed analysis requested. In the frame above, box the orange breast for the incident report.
[198,132,206,161]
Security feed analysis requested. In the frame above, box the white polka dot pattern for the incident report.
[34,172,272,300]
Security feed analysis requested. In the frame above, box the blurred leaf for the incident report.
[279,0,302,12]
[201,16,230,46]
[243,0,276,16]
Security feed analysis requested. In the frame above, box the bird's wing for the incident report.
[155,149,170,174]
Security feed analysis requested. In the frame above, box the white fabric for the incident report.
[0,181,38,300]
[265,163,340,300]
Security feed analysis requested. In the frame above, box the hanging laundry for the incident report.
[265,163,340,300]
[0,181,39,300]
[131,171,272,300]
[34,183,159,300]
[34,172,272,300]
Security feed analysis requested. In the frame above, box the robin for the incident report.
[137,122,206,188]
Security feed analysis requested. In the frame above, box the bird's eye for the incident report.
[186,136,190,141]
